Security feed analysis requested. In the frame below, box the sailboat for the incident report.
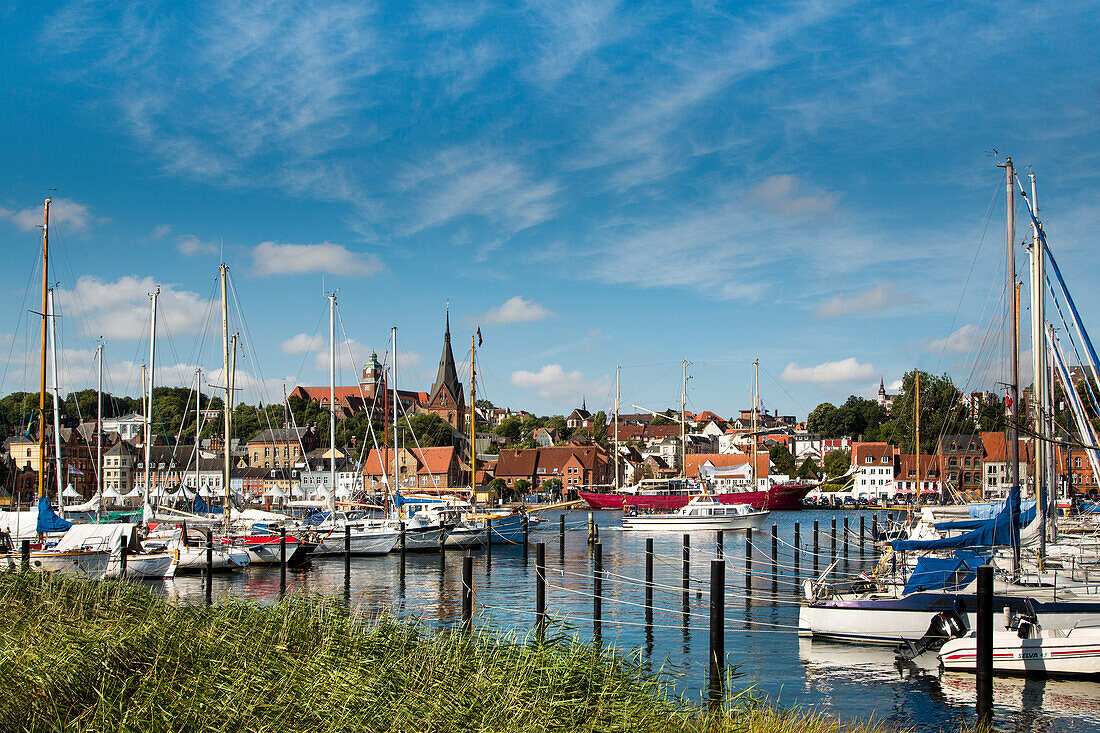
[302,294,399,556]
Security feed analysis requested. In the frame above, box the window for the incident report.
[882,456,889,463]
[948,458,958,468]
[964,457,971,467]
[865,456,872,464]
[26,448,31,457]
[264,447,270,458]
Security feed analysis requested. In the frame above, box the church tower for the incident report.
[426,309,466,430]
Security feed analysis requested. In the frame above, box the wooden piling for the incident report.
[709,558,725,710]
[535,542,546,640]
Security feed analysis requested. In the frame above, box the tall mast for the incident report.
[614,365,620,490]
[47,289,65,516]
[220,264,231,531]
[227,333,237,524]
[38,199,49,502]
[328,293,337,516]
[391,326,399,503]
[96,341,104,516]
[915,371,921,504]
[470,333,477,502]
[1029,172,1050,554]
[1003,157,1022,572]
[194,367,202,502]
[144,288,159,527]
[680,359,688,474]
[752,359,759,489]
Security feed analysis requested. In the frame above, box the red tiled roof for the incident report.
[613,424,682,441]
[362,446,456,476]
[852,442,896,464]
[979,432,1034,463]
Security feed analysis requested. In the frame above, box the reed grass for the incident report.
[0,572,912,733]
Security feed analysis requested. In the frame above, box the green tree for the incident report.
[768,443,797,477]
[488,477,506,494]
[796,458,819,480]
[651,413,676,426]
[396,413,455,448]
[822,449,850,478]
[541,477,562,497]
[806,403,840,436]
[879,370,974,453]
[513,479,531,497]
[592,410,607,445]
[475,399,495,410]
[495,416,522,441]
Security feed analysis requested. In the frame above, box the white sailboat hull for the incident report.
[0,549,111,578]
[173,543,250,572]
[312,529,399,556]
[940,629,1100,677]
[104,551,178,579]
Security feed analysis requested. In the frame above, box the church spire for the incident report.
[428,306,464,424]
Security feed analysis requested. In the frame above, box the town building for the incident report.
[894,455,942,498]
[851,442,898,499]
[979,432,1033,500]
[246,427,319,470]
[423,312,466,431]
[685,453,770,492]
[493,446,610,497]
[362,446,463,492]
[877,379,898,412]
[937,435,985,496]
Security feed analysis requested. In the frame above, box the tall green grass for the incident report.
[0,572,912,733]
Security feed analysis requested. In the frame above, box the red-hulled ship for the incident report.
[578,479,814,511]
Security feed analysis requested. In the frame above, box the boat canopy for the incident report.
[902,550,991,595]
[36,496,72,534]
[52,522,140,553]
[892,499,1027,552]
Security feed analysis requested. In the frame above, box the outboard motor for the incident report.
[895,600,969,660]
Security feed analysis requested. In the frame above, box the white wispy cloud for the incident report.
[510,364,609,404]
[151,224,172,239]
[0,198,99,232]
[481,296,555,325]
[928,323,979,353]
[280,333,317,355]
[55,276,214,341]
[524,0,627,84]
[779,358,877,384]
[747,175,839,217]
[176,234,218,257]
[396,147,560,235]
[816,283,906,318]
[251,242,382,277]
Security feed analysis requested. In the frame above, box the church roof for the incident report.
[429,310,463,406]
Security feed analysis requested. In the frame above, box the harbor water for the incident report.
[149,509,1100,732]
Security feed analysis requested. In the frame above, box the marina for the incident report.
[109,508,1100,733]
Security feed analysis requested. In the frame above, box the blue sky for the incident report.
[0,0,1097,420]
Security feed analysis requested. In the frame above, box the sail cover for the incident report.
[891,500,1025,552]
[36,496,72,534]
[902,550,990,595]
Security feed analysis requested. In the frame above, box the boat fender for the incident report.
[802,579,816,602]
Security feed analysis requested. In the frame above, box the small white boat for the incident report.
[940,624,1100,678]
[622,496,769,531]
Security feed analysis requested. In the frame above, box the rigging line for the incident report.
[757,365,806,416]
[1048,281,1100,419]
[291,304,328,389]
[930,179,1002,371]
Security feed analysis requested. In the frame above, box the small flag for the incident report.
[477,327,482,347]
[67,464,84,476]
[1005,388,1013,410]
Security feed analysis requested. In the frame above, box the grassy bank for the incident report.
[0,572,906,733]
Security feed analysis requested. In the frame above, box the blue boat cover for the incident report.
[36,496,72,533]
[892,500,1024,552]
[304,510,331,526]
[964,499,1035,521]
[934,502,1035,532]
[902,550,989,594]
[193,495,225,515]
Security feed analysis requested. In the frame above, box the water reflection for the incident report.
[143,509,1097,733]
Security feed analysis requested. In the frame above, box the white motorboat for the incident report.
[940,617,1100,677]
[621,496,769,531]
[310,524,400,556]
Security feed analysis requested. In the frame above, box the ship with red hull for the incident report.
[578,482,814,511]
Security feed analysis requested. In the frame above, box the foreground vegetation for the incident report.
[0,572,916,733]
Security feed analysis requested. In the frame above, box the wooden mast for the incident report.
[470,332,477,506]
[37,199,49,501]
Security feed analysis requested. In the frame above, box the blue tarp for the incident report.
[892,500,1023,552]
[935,503,1035,532]
[902,550,990,595]
[965,499,1035,520]
[304,510,331,526]
[192,495,224,515]
[36,496,72,533]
